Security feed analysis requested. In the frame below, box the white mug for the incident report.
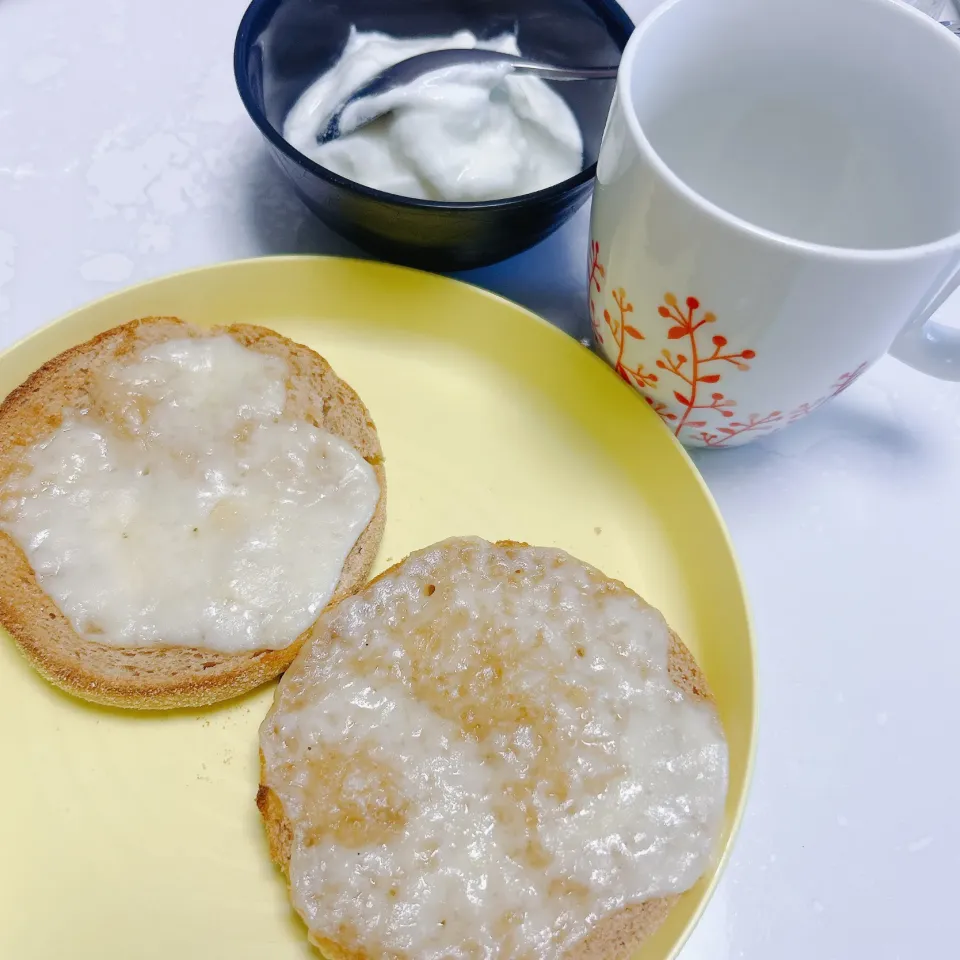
[590,0,960,448]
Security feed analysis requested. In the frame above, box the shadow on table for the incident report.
[242,149,365,260]
[241,147,593,340]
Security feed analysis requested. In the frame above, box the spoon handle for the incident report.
[506,60,619,81]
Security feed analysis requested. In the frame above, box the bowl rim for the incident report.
[233,0,634,211]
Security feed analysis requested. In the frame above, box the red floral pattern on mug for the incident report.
[589,241,868,446]
[652,292,755,438]
[590,243,659,389]
[693,364,869,446]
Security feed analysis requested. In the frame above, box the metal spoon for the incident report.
[316,48,618,144]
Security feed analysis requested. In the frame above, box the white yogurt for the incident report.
[283,29,584,202]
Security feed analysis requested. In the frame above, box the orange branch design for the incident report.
[788,402,817,423]
[602,288,659,389]
[653,293,755,439]
[644,396,678,423]
[831,362,868,396]
[588,245,659,390]
[706,361,869,445]
[701,411,784,446]
[587,240,606,337]
[588,241,871,447]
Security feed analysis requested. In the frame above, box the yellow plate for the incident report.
[0,256,756,960]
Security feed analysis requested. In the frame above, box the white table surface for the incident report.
[1,1,957,958]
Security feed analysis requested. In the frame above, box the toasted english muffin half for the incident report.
[258,537,727,960]
[0,317,385,708]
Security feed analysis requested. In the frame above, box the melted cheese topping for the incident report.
[261,538,728,960]
[0,335,379,652]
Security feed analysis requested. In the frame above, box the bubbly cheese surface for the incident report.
[0,334,379,652]
[260,538,728,960]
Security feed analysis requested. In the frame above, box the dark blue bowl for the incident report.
[234,0,633,271]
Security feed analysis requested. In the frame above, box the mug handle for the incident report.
[889,262,960,380]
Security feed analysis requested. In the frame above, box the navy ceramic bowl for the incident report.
[234,0,633,271]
